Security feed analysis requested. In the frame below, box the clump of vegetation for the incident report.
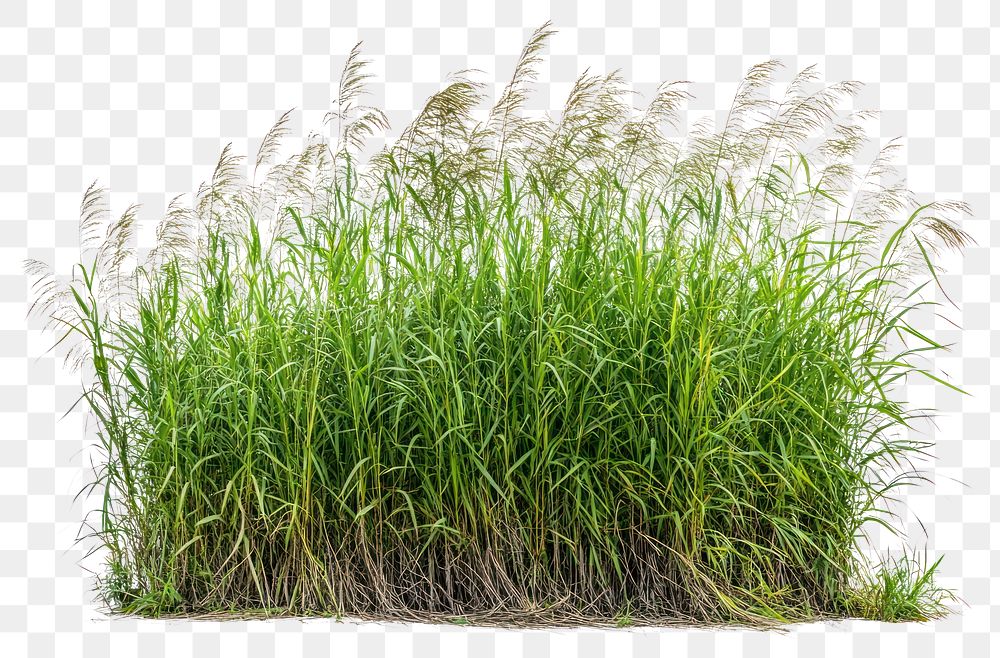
[847,551,955,622]
[28,25,966,625]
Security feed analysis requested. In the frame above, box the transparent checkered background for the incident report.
[0,1,995,656]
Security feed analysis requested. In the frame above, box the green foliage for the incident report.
[28,26,967,624]
[847,552,956,622]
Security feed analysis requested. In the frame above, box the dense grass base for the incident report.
[30,28,964,625]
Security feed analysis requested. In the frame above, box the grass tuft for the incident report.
[847,552,956,622]
[28,27,966,625]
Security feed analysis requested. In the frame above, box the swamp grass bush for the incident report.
[28,26,968,624]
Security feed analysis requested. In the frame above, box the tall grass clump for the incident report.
[28,27,968,625]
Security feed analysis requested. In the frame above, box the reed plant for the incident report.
[28,26,967,624]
